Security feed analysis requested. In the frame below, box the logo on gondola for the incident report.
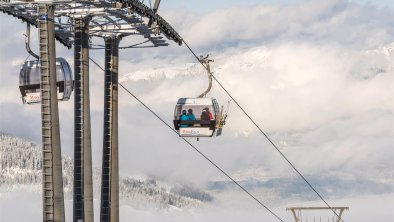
[181,129,199,135]
[39,13,48,21]
[27,94,40,102]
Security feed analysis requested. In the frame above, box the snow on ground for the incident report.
[0,186,392,222]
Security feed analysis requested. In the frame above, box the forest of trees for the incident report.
[0,133,213,208]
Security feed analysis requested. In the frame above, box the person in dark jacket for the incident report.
[200,109,210,127]
[187,109,196,126]
[201,110,210,121]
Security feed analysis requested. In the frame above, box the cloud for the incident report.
[158,0,394,50]
[113,27,393,182]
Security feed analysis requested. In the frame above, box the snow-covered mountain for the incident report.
[119,42,393,85]
[1,41,393,204]
[117,41,394,186]
[119,63,203,83]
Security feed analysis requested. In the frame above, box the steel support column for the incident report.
[73,16,94,222]
[38,4,65,222]
[100,37,119,222]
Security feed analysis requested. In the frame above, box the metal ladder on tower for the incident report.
[100,37,120,222]
[38,6,54,221]
[73,18,85,220]
[100,39,114,221]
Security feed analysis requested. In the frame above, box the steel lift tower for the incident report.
[287,207,349,222]
[100,36,120,222]
[38,4,65,221]
[74,16,94,222]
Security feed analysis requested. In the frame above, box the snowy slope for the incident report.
[119,43,393,84]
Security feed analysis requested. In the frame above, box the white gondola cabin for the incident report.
[173,98,223,137]
[19,58,73,104]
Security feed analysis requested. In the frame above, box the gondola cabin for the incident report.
[173,98,221,137]
[19,58,73,104]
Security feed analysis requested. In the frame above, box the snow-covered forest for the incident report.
[0,133,213,208]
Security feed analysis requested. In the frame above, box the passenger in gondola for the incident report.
[180,110,188,128]
[201,109,210,120]
[187,109,196,126]
[204,107,213,120]
[200,109,210,127]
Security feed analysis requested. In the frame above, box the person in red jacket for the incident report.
[204,107,213,120]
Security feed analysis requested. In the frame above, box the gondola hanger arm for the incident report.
[197,54,214,98]
[24,23,39,60]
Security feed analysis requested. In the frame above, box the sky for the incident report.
[0,0,393,221]
[159,0,393,12]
